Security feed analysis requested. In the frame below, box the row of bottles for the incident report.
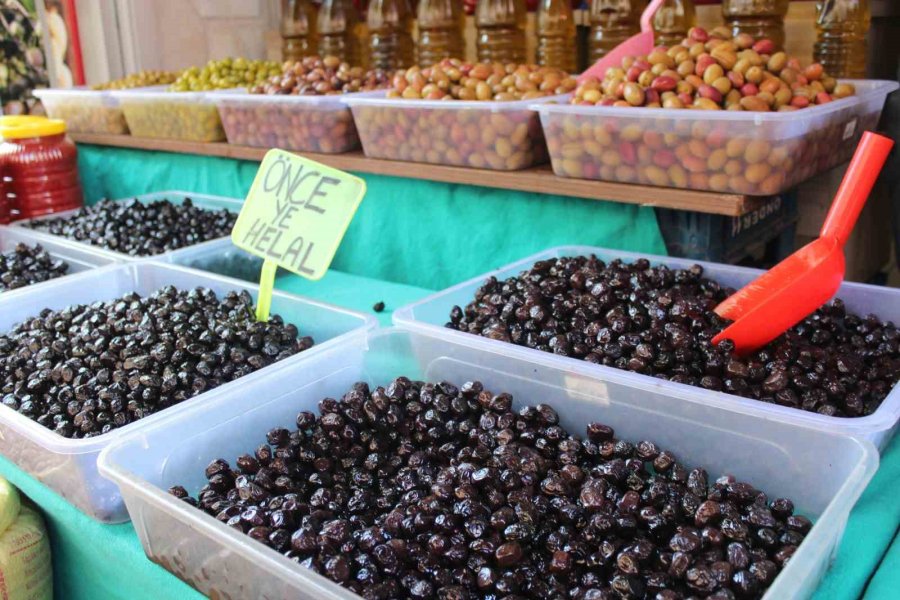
[283,0,870,79]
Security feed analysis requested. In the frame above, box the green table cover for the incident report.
[0,144,891,598]
[76,145,668,291]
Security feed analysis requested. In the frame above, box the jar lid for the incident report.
[0,115,67,139]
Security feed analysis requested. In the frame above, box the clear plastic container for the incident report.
[33,87,130,135]
[0,261,376,523]
[0,225,118,294]
[653,0,697,48]
[13,191,260,281]
[317,0,364,66]
[97,327,878,600]
[281,0,319,61]
[393,245,900,451]
[537,0,578,72]
[417,0,466,67]
[536,79,899,194]
[111,88,225,142]
[366,0,415,70]
[214,91,377,154]
[588,0,642,63]
[723,0,789,51]
[475,0,527,64]
[345,93,567,170]
[814,0,870,79]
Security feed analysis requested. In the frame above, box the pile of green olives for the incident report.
[169,58,282,92]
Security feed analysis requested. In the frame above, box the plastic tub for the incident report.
[112,88,225,142]
[33,87,129,135]
[98,327,877,600]
[536,80,899,195]
[0,225,118,293]
[13,190,262,281]
[214,91,380,154]
[345,93,567,170]
[393,246,900,451]
[0,261,376,522]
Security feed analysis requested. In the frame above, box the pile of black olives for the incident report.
[448,256,900,418]
[0,286,311,438]
[24,197,237,256]
[172,377,809,599]
[0,243,69,291]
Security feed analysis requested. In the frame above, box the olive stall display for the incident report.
[114,58,283,143]
[216,56,393,154]
[347,59,578,170]
[0,243,68,292]
[0,287,312,439]
[35,70,180,136]
[22,197,236,257]
[171,377,811,599]
[536,26,894,196]
[91,70,182,90]
[447,255,900,418]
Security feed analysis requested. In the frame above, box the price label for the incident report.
[232,149,366,320]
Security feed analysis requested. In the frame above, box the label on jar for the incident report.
[232,149,366,281]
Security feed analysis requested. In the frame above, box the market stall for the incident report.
[1,1,899,599]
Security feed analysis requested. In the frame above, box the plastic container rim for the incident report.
[531,79,899,122]
[0,260,377,456]
[392,245,900,437]
[10,190,244,262]
[96,326,880,600]
[343,91,572,111]
[212,88,386,106]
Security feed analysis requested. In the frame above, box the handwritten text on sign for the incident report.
[232,150,366,280]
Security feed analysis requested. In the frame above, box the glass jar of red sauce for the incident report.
[0,115,83,221]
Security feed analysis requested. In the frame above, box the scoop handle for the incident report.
[819,131,894,246]
[640,0,665,33]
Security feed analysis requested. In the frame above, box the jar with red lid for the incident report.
[0,115,83,220]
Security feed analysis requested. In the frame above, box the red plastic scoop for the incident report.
[578,0,665,84]
[711,131,895,355]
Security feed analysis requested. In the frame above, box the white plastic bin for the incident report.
[393,246,900,450]
[214,91,379,154]
[14,191,261,281]
[33,87,129,134]
[0,226,118,293]
[0,261,376,522]
[98,328,877,600]
[111,88,225,142]
[345,93,567,170]
[536,80,899,195]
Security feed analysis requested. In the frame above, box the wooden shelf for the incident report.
[72,133,764,217]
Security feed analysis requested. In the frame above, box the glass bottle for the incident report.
[281,0,318,61]
[588,0,644,63]
[814,0,870,78]
[475,0,527,65]
[417,0,466,66]
[537,0,577,72]
[318,0,363,65]
[721,0,789,50]
[367,0,415,70]
[653,0,696,48]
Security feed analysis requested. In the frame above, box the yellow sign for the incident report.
[232,149,366,320]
